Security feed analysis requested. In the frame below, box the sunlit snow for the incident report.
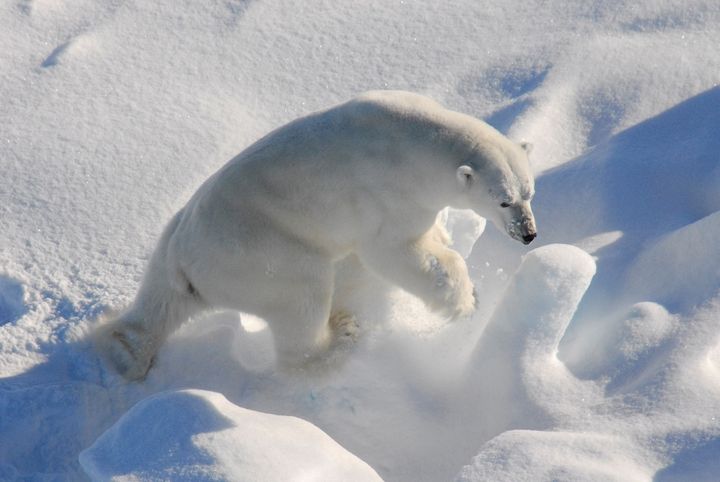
[1,1,719,481]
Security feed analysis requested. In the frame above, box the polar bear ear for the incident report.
[456,165,475,187]
[519,141,533,154]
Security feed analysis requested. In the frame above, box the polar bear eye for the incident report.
[500,202,511,208]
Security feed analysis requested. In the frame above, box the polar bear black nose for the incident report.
[523,233,536,244]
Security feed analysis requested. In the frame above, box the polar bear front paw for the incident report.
[426,253,476,320]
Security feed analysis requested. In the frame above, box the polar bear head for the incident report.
[455,140,537,245]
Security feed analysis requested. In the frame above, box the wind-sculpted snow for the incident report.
[79,389,382,482]
[465,245,596,437]
[625,210,720,311]
[2,0,720,480]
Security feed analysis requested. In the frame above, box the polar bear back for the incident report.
[175,91,523,258]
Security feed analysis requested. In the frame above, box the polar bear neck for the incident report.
[336,91,524,205]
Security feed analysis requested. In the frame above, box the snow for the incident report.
[455,430,656,482]
[1,0,720,480]
[79,389,382,481]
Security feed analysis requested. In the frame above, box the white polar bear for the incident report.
[96,90,537,380]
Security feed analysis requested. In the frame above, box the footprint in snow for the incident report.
[0,275,27,326]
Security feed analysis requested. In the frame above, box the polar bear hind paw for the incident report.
[329,310,360,341]
[96,323,156,381]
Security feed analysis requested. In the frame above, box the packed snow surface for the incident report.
[1,0,720,481]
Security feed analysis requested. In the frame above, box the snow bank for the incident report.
[526,86,720,374]
[79,389,382,482]
[536,86,720,251]
[625,210,720,311]
[465,244,596,436]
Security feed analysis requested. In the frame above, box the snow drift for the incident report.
[79,389,382,481]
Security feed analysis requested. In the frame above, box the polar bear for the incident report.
[96,91,537,380]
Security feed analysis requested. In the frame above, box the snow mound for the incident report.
[79,389,382,482]
[571,301,677,387]
[466,244,596,435]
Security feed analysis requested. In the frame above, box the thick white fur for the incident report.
[97,90,536,380]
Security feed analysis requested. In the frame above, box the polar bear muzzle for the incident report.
[503,202,537,245]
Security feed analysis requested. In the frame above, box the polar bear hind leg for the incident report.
[95,278,204,381]
[261,269,337,367]
[329,310,359,340]
[95,316,156,381]
[195,233,344,368]
[95,211,206,380]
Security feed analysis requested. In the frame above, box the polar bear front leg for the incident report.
[358,230,476,319]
